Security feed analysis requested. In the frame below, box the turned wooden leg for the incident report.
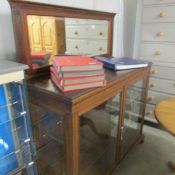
[139,135,145,144]
[168,161,175,172]
[80,116,109,139]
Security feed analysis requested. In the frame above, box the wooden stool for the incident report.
[155,97,175,172]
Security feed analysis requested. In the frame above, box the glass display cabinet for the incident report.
[0,60,36,175]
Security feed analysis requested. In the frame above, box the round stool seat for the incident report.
[155,97,175,172]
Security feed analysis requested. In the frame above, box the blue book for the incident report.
[95,56,148,70]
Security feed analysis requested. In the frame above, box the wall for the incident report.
[123,0,137,57]
[0,0,16,60]
[0,0,125,61]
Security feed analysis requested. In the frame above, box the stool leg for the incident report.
[168,161,175,172]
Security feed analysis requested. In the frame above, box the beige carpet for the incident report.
[113,125,175,175]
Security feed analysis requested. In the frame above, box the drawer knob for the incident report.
[74,31,78,35]
[154,50,161,56]
[159,11,166,17]
[75,45,79,49]
[151,69,158,75]
[99,47,103,51]
[146,111,153,115]
[156,32,164,37]
[149,83,156,88]
[99,32,103,36]
[147,96,155,101]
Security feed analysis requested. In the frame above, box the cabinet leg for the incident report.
[168,161,175,172]
[65,114,80,175]
[139,135,145,144]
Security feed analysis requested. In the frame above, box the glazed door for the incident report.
[120,78,148,157]
[79,93,121,175]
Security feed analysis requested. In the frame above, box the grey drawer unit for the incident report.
[134,1,175,124]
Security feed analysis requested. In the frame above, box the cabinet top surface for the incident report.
[27,67,150,104]
[0,60,28,74]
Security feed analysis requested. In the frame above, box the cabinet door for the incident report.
[30,104,65,175]
[27,15,43,51]
[40,16,58,55]
[79,93,121,175]
[121,79,147,157]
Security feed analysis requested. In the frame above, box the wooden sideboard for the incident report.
[27,65,151,175]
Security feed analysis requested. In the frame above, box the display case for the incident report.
[0,60,36,175]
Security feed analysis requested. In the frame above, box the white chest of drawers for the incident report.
[135,0,175,123]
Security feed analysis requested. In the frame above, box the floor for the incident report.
[113,125,175,175]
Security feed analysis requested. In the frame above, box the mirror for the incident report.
[27,15,109,70]
[8,0,115,77]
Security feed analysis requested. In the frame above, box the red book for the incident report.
[51,71,106,92]
[53,56,103,72]
[57,69,104,78]
[31,51,51,59]
[50,67,105,86]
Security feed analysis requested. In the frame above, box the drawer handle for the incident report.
[156,32,164,37]
[151,69,158,75]
[146,111,153,115]
[147,96,155,101]
[99,32,103,36]
[154,50,161,56]
[149,83,156,88]
[99,47,103,51]
[75,45,79,49]
[159,11,166,17]
[74,31,78,35]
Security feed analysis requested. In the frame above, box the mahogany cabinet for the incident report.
[27,66,151,175]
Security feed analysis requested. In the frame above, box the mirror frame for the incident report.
[8,0,116,78]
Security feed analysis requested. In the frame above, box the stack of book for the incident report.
[50,56,106,92]
[31,51,51,69]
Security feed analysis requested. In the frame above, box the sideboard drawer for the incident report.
[66,39,108,55]
[143,6,175,23]
[140,43,175,63]
[144,0,175,5]
[66,25,108,39]
[149,77,175,94]
[65,18,108,25]
[147,90,172,105]
[142,23,175,42]
[145,103,155,117]
[150,65,175,80]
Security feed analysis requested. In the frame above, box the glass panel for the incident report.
[0,82,35,175]
[0,82,28,124]
[122,79,147,156]
[30,104,65,175]
[27,15,109,70]
[79,94,120,175]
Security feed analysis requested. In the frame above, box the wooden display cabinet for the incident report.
[27,67,151,175]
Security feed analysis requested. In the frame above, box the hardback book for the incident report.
[95,56,148,70]
[31,51,51,59]
[53,55,103,72]
[57,69,104,78]
[50,67,105,86]
[51,71,106,92]
[32,58,48,64]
